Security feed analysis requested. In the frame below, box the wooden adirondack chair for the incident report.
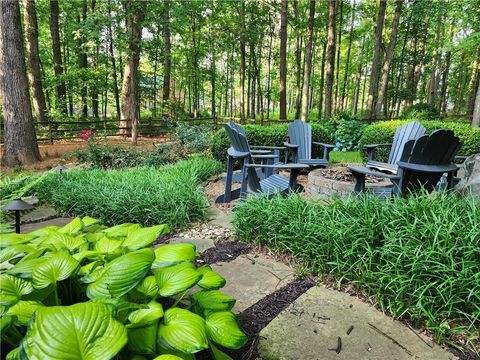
[223,124,308,199]
[284,120,335,168]
[216,122,286,203]
[365,121,426,174]
[349,129,461,197]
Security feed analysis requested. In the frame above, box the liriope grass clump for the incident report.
[233,193,480,346]
[36,157,222,229]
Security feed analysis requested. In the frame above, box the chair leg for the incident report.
[288,169,300,191]
[224,156,234,202]
[240,164,249,199]
[351,172,366,193]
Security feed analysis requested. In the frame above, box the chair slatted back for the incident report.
[400,129,461,193]
[388,121,426,165]
[288,120,312,160]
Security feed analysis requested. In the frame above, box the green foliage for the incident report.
[72,138,182,169]
[359,120,480,162]
[334,119,366,151]
[210,123,335,162]
[233,193,480,346]
[35,158,223,229]
[401,103,441,120]
[0,217,246,358]
[173,123,214,154]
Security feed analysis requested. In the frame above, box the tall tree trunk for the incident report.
[466,52,480,115]
[317,40,326,120]
[334,0,343,111]
[163,0,171,102]
[293,0,302,119]
[211,41,216,119]
[340,0,355,111]
[352,38,365,115]
[120,1,144,144]
[375,0,403,117]
[427,7,443,106]
[266,22,274,119]
[23,0,48,124]
[108,1,121,120]
[279,0,288,121]
[439,48,451,114]
[472,76,480,128]
[365,0,387,119]
[324,0,337,119]
[77,0,88,118]
[0,0,41,166]
[50,0,67,114]
[300,0,315,122]
[239,0,246,122]
[91,0,99,118]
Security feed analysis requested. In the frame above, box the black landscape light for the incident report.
[4,199,34,233]
[53,165,67,173]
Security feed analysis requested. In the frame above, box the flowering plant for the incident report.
[79,129,94,141]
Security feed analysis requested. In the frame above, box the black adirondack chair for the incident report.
[284,120,335,168]
[223,124,308,199]
[349,129,461,197]
[365,121,426,174]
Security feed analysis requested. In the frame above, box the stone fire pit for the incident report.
[308,166,391,199]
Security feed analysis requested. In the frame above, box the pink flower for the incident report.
[79,129,94,141]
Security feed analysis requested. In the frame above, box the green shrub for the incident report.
[210,123,334,162]
[233,193,480,346]
[173,123,214,153]
[35,158,223,229]
[401,103,441,120]
[359,120,480,162]
[334,119,366,151]
[0,217,245,358]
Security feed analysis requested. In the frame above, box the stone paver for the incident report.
[258,286,456,360]
[21,206,57,223]
[207,206,233,229]
[169,237,215,253]
[20,217,74,233]
[211,254,295,313]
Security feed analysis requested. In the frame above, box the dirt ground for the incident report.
[0,135,169,174]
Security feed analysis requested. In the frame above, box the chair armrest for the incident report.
[251,145,286,150]
[312,142,335,149]
[244,163,309,170]
[283,142,300,149]
[396,161,458,174]
[251,154,281,160]
[227,147,250,158]
[250,149,271,155]
[364,143,392,149]
[348,165,399,180]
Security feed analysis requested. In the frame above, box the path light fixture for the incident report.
[4,199,34,233]
[53,165,67,173]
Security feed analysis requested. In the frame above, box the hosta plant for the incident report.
[0,217,246,359]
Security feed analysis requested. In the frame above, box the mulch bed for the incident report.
[201,240,253,264]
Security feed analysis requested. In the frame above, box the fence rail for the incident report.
[0,114,471,144]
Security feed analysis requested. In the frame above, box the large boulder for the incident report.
[456,153,480,197]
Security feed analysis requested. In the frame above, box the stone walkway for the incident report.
[19,205,458,360]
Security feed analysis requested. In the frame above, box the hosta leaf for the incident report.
[6,300,43,325]
[44,231,88,253]
[205,311,247,349]
[32,251,80,289]
[156,345,195,360]
[29,225,60,237]
[135,275,159,297]
[0,233,37,248]
[6,257,47,278]
[6,347,19,360]
[95,237,123,253]
[21,302,127,360]
[155,262,201,297]
[123,224,170,250]
[154,355,184,360]
[158,308,208,354]
[153,244,197,268]
[83,233,104,243]
[0,274,34,305]
[101,223,138,238]
[1,315,15,332]
[80,266,106,284]
[81,216,100,228]
[127,322,157,354]
[192,290,236,311]
[127,300,164,328]
[209,342,233,360]
[57,217,83,235]
[78,260,102,276]
[87,248,154,299]
[0,244,35,264]
[73,250,103,262]
[197,265,226,290]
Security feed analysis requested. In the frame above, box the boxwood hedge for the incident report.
[210,123,335,162]
[358,120,480,162]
